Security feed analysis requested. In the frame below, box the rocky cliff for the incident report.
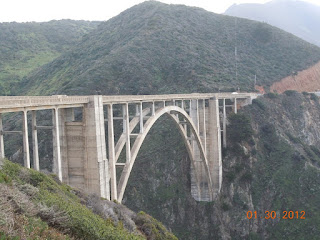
[123,92,320,239]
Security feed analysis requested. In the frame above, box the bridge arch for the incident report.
[115,105,213,203]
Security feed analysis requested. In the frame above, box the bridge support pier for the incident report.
[83,96,109,199]
[22,110,30,168]
[0,114,4,166]
[208,98,222,197]
[32,111,40,171]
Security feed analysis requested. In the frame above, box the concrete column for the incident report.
[139,102,143,133]
[60,108,74,184]
[223,99,227,148]
[108,104,117,201]
[122,105,127,133]
[31,111,39,171]
[123,104,131,163]
[151,102,155,116]
[208,98,222,198]
[199,100,206,155]
[190,99,209,201]
[52,108,62,180]
[84,96,109,199]
[181,100,187,132]
[234,98,237,114]
[22,110,30,168]
[191,100,199,132]
[0,113,5,160]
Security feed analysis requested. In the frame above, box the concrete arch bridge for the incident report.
[0,93,258,202]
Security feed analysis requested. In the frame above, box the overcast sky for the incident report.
[1,0,319,23]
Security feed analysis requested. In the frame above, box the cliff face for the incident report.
[270,61,320,93]
[123,92,320,239]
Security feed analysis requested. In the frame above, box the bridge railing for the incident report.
[0,96,90,109]
[102,93,259,104]
[0,93,259,110]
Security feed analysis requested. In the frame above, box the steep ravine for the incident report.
[123,92,320,239]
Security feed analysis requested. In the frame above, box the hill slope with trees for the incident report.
[0,20,100,95]
[20,1,320,95]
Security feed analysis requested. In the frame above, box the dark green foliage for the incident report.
[240,171,253,183]
[225,171,236,182]
[247,95,320,239]
[310,93,318,101]
[284,90,298,96]
[286,132,301,144]
[0,172,11,184]
[221,202,231,211]
[310,145,320,157]
[303,145,320,164]
[251,23,273,44]
[248,232,260,240]
[252,98,266,110]
[228,113,254,143]
[265,92,278,99]
[18,1,320,95]
[0,232,19,240]
[135,211,178,240]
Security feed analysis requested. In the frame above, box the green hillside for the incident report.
[0,20,100,95]
[20,1,320,95]
[0,160,177,239]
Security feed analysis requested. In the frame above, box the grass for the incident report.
[0,160,178,239]
[0,160,144,239]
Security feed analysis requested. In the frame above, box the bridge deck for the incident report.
[0,93,259,113]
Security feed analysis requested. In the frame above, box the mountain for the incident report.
[0,20,100,95]
[20,1,320,95]
[225,0,320,47]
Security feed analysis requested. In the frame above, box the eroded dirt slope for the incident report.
[270,60,320,93]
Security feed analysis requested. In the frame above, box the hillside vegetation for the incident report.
[0,160,177,239]
[0,20,99,95]
[124,92,320,239]
[20,1,320,95]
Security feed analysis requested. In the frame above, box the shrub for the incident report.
[252,98,266,110]
[221,202,231,211]
[228,113,254,143]
[310,93,318,101]
[135,211,178,240]
[265,92,278,99]
[284,90,297,96]
[0,172,12,184]
[240,171,253,183]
